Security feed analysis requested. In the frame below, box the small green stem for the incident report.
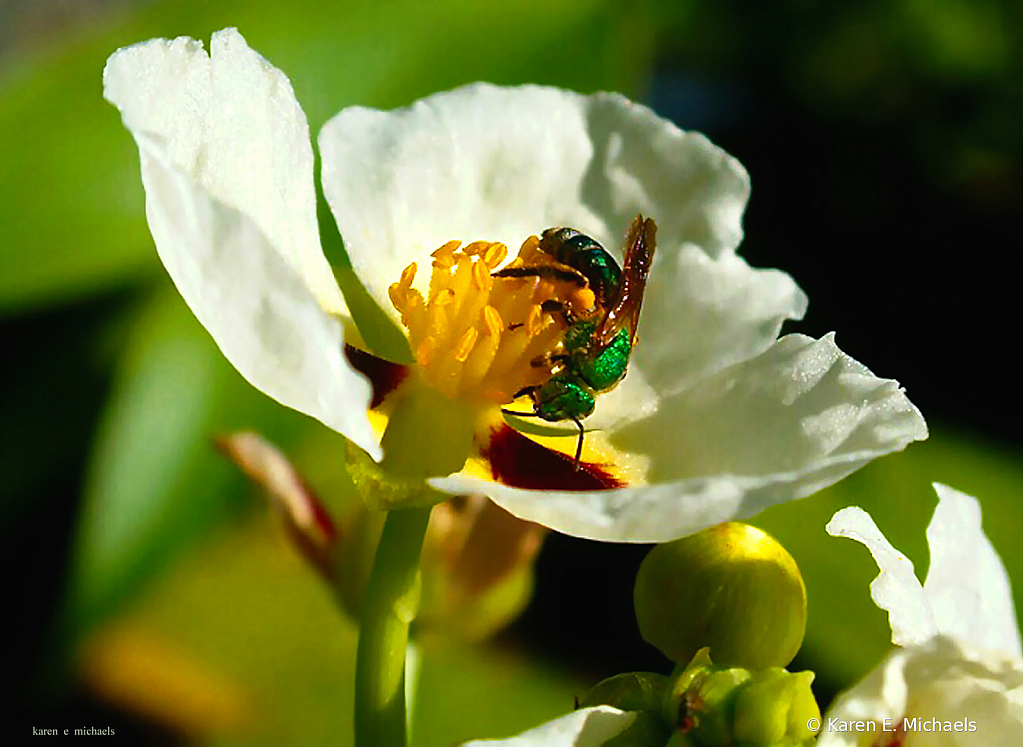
[354,505,432,747]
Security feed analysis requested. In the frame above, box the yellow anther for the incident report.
[393,236,576,407]
[482,305,504,336]
[455,328,479,362]
[483,242,508,268]
[432,254,456,271]
[518,235,541,262]
[400,261,418,288]
[431,241,460,259]
[387,282,405,312]
[472,261,492,291]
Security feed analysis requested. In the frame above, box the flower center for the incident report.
[388,236,578,405]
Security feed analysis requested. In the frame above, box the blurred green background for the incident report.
[2,0,1021,743]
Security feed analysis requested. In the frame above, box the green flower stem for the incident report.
[355,505,432,747]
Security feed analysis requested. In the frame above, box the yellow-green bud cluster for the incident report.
[579,650,820,747]
[664,649,819,747]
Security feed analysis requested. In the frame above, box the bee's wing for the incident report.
[592,214,657,350]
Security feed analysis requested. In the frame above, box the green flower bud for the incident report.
[663,649,820,747]
[634,523,806,670]
[664,649,750,746]
[733,669,820,746]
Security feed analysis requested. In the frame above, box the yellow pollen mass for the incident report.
[389,237,570,403]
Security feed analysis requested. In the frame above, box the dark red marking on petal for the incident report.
[482,424,625,490]
[344,344,410,409]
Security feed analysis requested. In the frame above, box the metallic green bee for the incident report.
[495,214,657,470]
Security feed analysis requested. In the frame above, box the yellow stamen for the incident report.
[482,306,504,337]
[432,254,455,271]
[387,282,405,313]
[432,241,460,259]
[472,261,491,291]
[482,242,508,268]
[517,235,542,264]
[455,328,478,362]
[388,237,572,403]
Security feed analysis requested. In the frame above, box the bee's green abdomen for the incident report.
[575,328,631,392]
[534,374,596,422]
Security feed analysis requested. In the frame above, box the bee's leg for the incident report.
[540,299,578,326]
[571,417,585,471]
[502,410,539,418]
[492,265,587,287]
[509,304,567,330]
[510,385,538,400]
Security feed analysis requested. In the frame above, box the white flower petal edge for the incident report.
[461,706,635,746]
[926,484,1023,659]
[104,30,380,459]
[434,333,927,543]
[820,484,1023,745]
[826,506,937,647]
[827,484,1022,651]
[319,83,808,430]
[819,636,1023,746]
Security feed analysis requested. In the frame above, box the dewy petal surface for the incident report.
[105,30,379,458]
[436,333,926,542]
[461,706,635,746]
[827,505,937,647]
[925,484,1023,659]
[319,83,806,428]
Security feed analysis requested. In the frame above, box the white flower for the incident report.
[821,484,1023,745]
[104,28,927,542]
[461,706,635,747]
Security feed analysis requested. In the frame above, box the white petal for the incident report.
[827,506,937,646]
[105,32,379,458]
[925,484,1023,659]
[628,245,807,403]
[432,334,925,542]
[582,245,808,432]
[461,706,635,746]
[819,636,1023,746]
[608,332,927,482]
[104,29,346,315]
[320,83,750,325]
